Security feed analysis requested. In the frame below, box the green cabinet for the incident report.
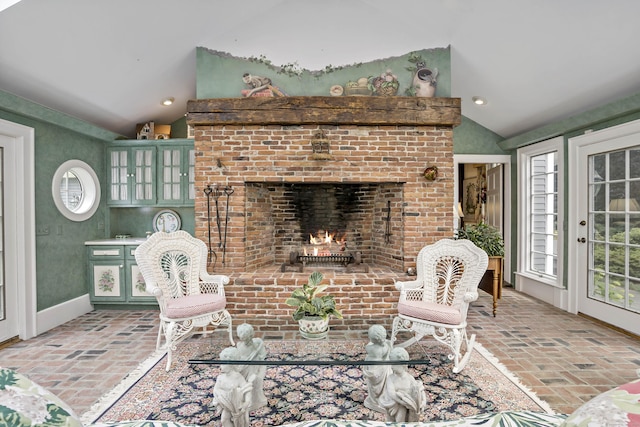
[107,146,156,206]
[157,143,196,205]
[87,243,156,305]
[106,139,194,206]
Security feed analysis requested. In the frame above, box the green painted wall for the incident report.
[453,116,506,155]
[0,90,115,311]
[109,207,195,237]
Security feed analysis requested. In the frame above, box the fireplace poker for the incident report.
[222,185,234,265]
[213,185,223,247]
[385,200,392,244]
[203,185,217,267]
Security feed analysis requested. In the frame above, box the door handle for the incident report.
[580,220,586,226]
[577,237,586,243]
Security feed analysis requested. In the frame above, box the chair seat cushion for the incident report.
[165,293,226,319]
[398,299,462,325]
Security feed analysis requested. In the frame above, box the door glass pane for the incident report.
[528,151,557,277]
[588,148,640,314]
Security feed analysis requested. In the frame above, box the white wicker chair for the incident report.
[135,230,234,370]
[391,238,488,373]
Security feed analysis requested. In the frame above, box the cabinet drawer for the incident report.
[89,246,123,259]
[125,245,139,260]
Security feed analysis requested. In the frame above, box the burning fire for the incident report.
[304,230,346,256]
[309,230,334,245]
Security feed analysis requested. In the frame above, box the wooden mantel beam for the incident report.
[187,96,461,127]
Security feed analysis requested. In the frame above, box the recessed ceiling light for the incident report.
[161,97,175,106]
[472,96,487,106]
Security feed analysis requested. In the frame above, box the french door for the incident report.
[572,122,640,336]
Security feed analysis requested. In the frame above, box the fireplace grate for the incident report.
[298,254,354,266]
[281,250,368,273]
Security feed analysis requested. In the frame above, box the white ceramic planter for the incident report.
[298,316,329,340]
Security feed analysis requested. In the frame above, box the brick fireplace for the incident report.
[187,96,460,337]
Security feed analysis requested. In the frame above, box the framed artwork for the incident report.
[463,178,478,218]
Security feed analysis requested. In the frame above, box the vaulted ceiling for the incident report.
[2,0,640,139]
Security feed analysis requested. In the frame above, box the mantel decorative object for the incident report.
[311,131,332,160]
[423,166,438,181]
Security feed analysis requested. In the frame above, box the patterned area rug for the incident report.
[83,337,552,426]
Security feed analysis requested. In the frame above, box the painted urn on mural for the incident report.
[285,271,343,340]
[412,62,438,98]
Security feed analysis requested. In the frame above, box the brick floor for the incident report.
[0,287,639,417]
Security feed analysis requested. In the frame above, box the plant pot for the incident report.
[298,316,329,340]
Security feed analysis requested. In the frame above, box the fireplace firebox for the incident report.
[245,182,403,272]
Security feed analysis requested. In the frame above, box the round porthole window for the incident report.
[52,159,101,221]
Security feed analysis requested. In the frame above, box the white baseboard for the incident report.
[36,294,93,335]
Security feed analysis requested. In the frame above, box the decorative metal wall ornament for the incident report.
[311,131,332,160]
[423,166,438,181]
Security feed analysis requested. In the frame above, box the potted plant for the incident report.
[285,271,343,340]
[456,221,504,257]
[456,221,505,316]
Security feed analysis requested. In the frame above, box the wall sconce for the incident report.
[457,202,465,228]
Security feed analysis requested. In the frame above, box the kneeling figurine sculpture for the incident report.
[362,325,392,413]
[235,323,268,410]
[211,347,254,427]
[378,347,426,422]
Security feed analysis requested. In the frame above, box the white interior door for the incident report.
[572,123,640,336]
[0,119,36,341]
[0,136,18,342]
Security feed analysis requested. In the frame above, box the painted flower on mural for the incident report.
[99,269,115,292]
[136,272,146,293]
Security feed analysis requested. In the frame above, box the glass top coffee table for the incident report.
[188,337,434,366]
[186,335,436,425]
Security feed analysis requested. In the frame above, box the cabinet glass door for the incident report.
[159,146,195,205]
[134,148,155,203]
[109,149,128,202]
[187,148,195,200]
[161,148,182,201]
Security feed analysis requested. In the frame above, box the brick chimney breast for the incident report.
[186,96,460,337]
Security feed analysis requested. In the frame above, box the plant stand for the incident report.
[479,256,503,317]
